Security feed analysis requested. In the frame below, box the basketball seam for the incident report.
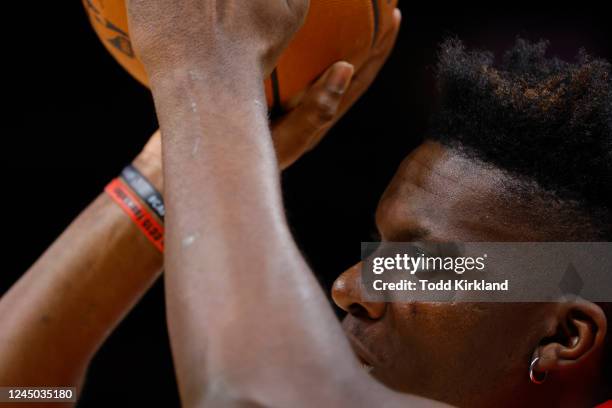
[370,0,380,46]
[270,68,283,117]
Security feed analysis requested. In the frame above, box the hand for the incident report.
[134,7,401,174]
[272,7,402,168]
[126,0,310,78]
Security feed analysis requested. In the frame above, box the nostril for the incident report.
[348,303,370,319]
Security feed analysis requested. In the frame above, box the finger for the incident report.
[270,8,400,170]
[335,8,401,118]
[272,62,354,169]
[373,1,400,50]
[373,8,402,57]
[350,8,401,93]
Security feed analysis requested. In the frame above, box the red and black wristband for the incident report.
[105,165,165,252]
[120,165,165,221]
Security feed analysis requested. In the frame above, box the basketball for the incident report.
[83,0,397,110]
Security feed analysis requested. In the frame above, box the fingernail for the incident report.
[394,8,402,23]
[326,62,354,94]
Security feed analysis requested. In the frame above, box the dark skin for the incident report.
[125,0,608,406]
[4,0,608,405]
[126,0,440,406]
[0,58,378,405]
[332,141,608,408]
[0,2,397,406]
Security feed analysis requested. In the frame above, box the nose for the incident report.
[332,262,386,320]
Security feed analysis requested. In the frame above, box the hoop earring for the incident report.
[529,357,548,384]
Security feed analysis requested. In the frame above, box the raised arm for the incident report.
[0,138,164,394]
[127,1,442,406]
[0,52,384,402]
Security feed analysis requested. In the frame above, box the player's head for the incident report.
[332,39,612,407]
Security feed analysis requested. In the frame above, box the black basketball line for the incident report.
[270,68,284,118]
[370,0,380,46]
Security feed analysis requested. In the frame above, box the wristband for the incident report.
[105,177,165,252]
[120,164,165,221]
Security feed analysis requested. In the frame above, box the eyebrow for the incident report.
[391,227,431,242]
[375,225,431,243]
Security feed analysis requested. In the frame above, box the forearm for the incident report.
[0,156,163,389]
[156,65,373,406]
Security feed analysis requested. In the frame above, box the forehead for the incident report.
[375,141,552,242]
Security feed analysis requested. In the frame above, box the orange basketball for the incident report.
[83,0,397,110]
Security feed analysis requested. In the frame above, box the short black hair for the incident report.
[429,38,612,239]
[428,38,612,396]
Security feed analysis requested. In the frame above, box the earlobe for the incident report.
[533,301,607,375]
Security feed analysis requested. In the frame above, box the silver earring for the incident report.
[529,357,548,384]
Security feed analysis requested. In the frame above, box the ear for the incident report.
[533,300,607,375]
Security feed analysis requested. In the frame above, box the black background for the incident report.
[1,2,611,406]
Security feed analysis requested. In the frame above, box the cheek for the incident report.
[399,304,462,356]
[379,302,541,397]
[382,304,492,382]
[376,303,466,388]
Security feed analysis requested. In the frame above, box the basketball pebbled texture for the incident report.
[83,0,397,111]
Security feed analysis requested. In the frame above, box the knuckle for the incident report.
[311,92,338,123]
[290,0,310,22]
